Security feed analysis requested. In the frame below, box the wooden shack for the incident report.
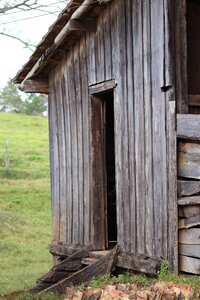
[14,0,200,286]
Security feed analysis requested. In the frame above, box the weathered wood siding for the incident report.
[48,0,177,268]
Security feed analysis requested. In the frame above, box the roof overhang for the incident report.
[13,0,110,93]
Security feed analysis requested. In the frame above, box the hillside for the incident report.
[0,112,52,293]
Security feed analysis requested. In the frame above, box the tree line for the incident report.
[0,79,47,115]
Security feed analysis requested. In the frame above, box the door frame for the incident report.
[89,80,116,250]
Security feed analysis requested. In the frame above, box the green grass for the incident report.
[0,112,52,294]
[0,113,199,298]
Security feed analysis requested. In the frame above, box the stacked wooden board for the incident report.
[178,139,200,274]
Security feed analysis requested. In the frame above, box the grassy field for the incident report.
[0,113,199,299]
[0,112,52,294]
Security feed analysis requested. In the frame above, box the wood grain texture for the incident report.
[179,244,200,259]
[179,255,200,274]
[179,228,200,245]
[47,0,178,272]
[41,246,119,293]
[177,114,200,140]
[56,77,67,242]
[127,0,136,254]
[174,0,188,113]
[167,100,178,272]
[116,252,161,276]
[151,0,168,259]
[179,216,200,229]
[179,205,200,218]
[178,142,200,179]
[90,96,106,249]
[21,79,49,93]
[133,0,145,255]
[178,196,200,206]
[80,35,91,245]
[178,180,200,197]
[143,0,154,258]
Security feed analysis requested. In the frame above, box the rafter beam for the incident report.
[20,79,49,94]
[69,19,97,32]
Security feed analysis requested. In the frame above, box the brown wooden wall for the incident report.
[48,0,177,270]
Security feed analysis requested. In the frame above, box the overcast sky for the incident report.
[0,0,68,89]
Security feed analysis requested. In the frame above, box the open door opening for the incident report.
[104,92,117,248]
[90,87,117,250]
[187,0,200,113]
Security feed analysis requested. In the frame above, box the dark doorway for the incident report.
[90,87,117,249]
[187,0,200,113]
[103,92,117,246]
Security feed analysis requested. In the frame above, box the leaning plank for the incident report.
[178,142,200,179]
[177,114,200,140]
[179,255,200,274]
[40,246,119,293]
[29,248,91,292]
[179,244,200,258]
[49,241,93,257]
[178,216,200,229]
[177,180,200,197]
[179,228,200,244]
[178,196,200,205]
[116,253,161,276]
[179,205,200,218]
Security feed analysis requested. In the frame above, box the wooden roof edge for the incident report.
[13,0,85,84]
[13,0,111,86]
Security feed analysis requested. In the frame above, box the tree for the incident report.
[1,1,40,49]
[22,93,47,115]
[0,79,47,115]
[0,1,69,49]
[0,79,23,112]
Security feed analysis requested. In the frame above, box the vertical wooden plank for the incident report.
[82,35,91,245]
[143,0,154,257]
[126,0,136,254]
[103,4,112,80]
[48,84,57,241]
[166,101,178,272]
[150,0,168,258]
[66,50,79,245]
[61,68,71,243]
[61,65,73,245]
[95,13,105,83]
[133,0,145,255]
[72,48,80,245]
[49,78,60,242]
[174,0,188,113]
[122,0,131,253]
[164,0,175,88]
[164,0,178,273]
[56,77,67,243]
[110,0,124,251]
[87,31,96,86]
[73,42,84,245]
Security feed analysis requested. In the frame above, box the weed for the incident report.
[158,259,200,293]
[10,292,64,300]
[87,272,151,290]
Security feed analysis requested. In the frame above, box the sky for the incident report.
[0,0,69,89]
